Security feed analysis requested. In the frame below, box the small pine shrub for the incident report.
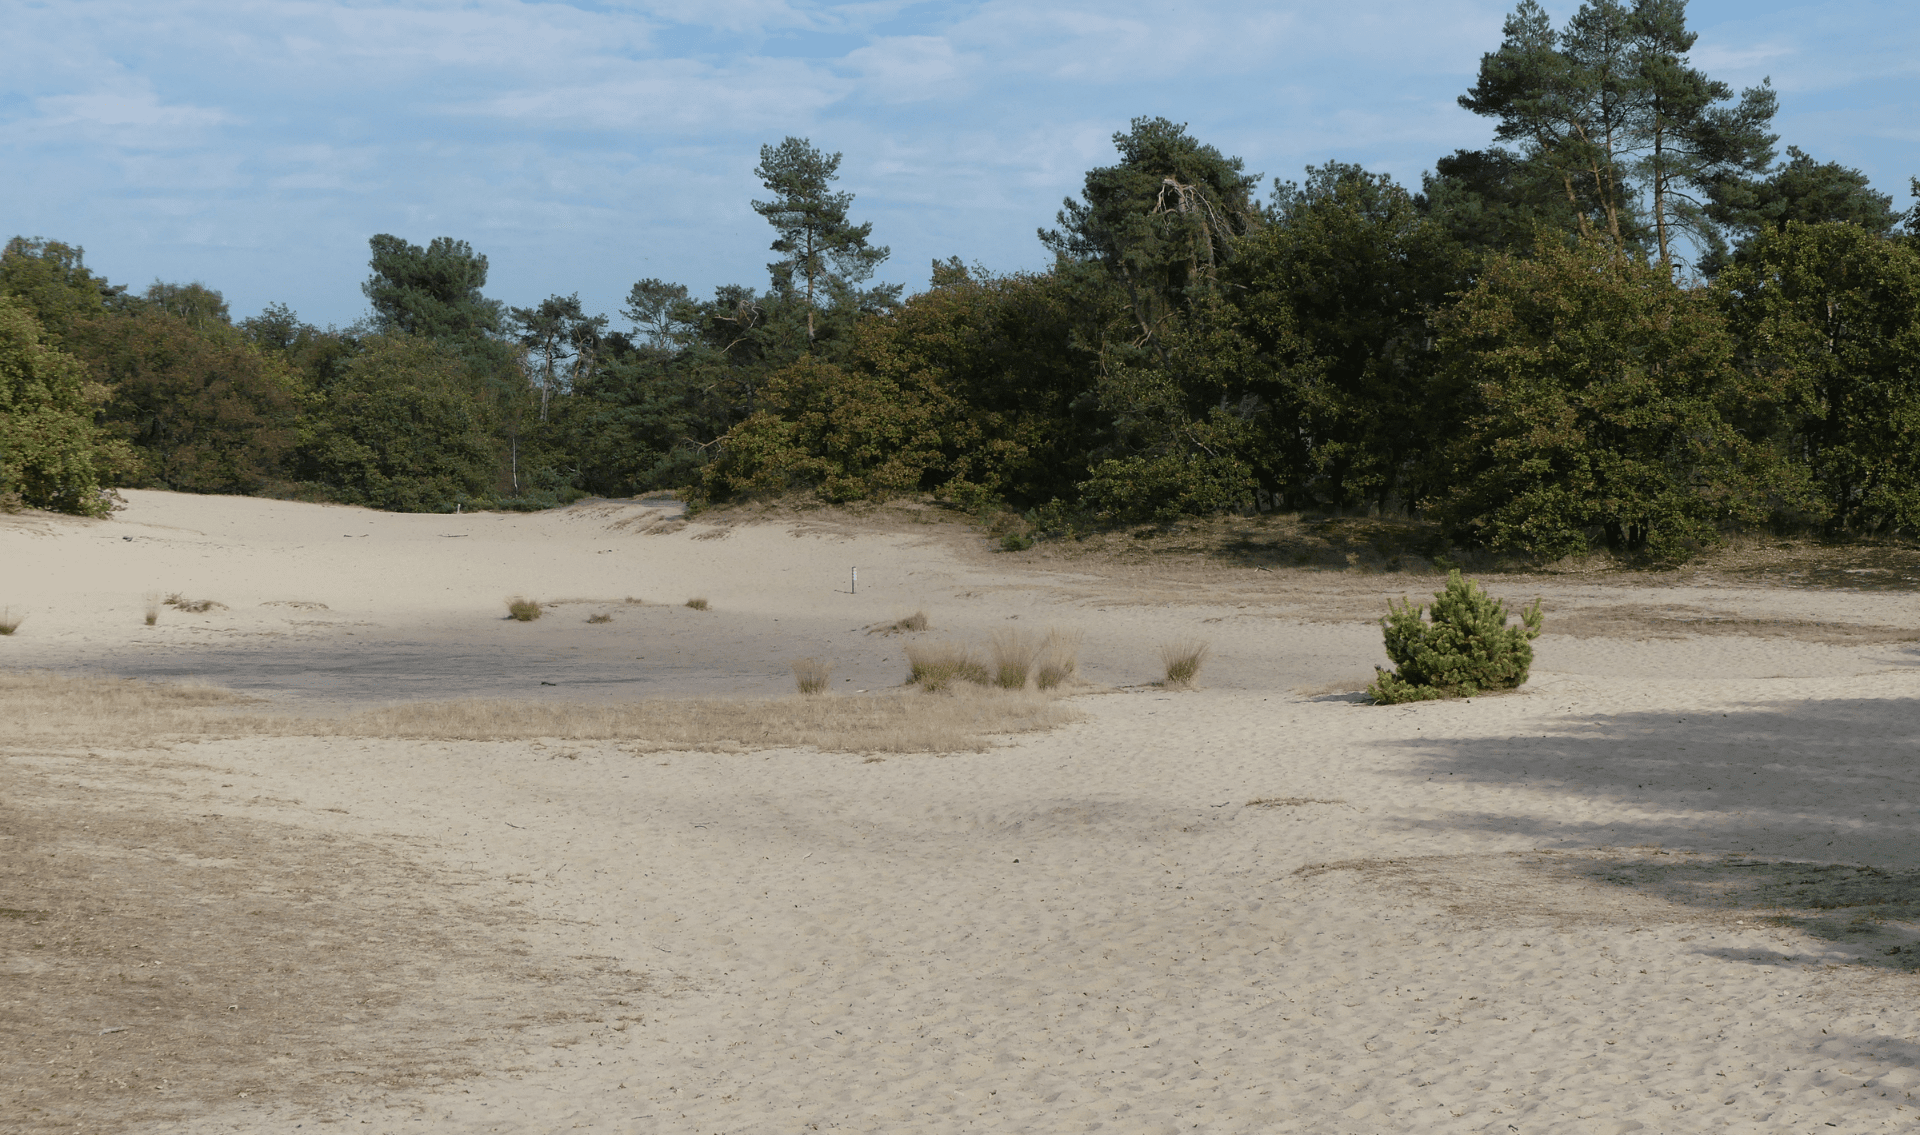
[999,533,1034,552]
[1368,570,1542,704]
[790,657,833,695]
[685,597,709,611]
[1160,639,1210,689]
[1034,628,1082,690]
[507,598,542,622]
[0,608,21,635]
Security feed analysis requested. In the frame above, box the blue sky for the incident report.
[4,0,1915,330]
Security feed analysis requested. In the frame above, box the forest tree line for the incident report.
[5,0,1920,563]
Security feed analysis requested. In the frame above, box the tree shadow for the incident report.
[1388,696,1920,869]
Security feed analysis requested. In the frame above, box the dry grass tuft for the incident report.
[904,641,990,691]
[685,597,710,611]
[0,608,21,636]
[1035,628,1083,690]
[143,592,160,626]
[870,610,930,635]
[506,598,542,621]
[164,593,225,614]
[0,670,1079,755]
[790,657,833,695]
[586,613,613,624]
[987,629,1039,690]
[1159,638,1211,689]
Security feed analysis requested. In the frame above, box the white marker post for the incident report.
[851,566,858,594]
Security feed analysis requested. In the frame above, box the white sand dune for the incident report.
[4,490,1920,1133]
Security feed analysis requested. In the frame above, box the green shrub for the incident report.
[1368,570,1542,704]
[506,598,542,622]
[999,533,1034,552]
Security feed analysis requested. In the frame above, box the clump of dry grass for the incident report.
[870,610,930,635]
[0,609,21,636]
[143,592,160,626]
[586,613,612,624]
[904,641,990,691]
[1159,638,1211,689]
[1035,628,1082,690]
[0,670,1079,754]
[506,598,542,621]
[0,669,260,746]
[790,657,833,695]
[987,629,1039,690]
[164,593,225,614]
[685,597,709,611]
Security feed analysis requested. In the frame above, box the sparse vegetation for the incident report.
[143,592,160,626]
[987,629,1039,689]
[164,593,225,613]
[905,641,990,691]
[1034,628,1082,690]
[1368,569,1542,704]
[506,598,542,621]
[1159,638,1210,689]
[586,612,612,624]
[0,608,21,635]
[685,597,709,611]
[790,657,833,695]
[999,533,1034,552]
[0,670,1079,754]
[870,610,929,635]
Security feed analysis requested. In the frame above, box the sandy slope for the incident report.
[5,491,1920,1133]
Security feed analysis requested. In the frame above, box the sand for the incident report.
[4,490,1920,1133]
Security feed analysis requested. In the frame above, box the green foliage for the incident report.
[294,334,500,511]
[0,237,119,344]
[1369,570,1543,703]
[1077,452,1253,526]
[1715,223,1920,534]
[0,296,133,516]
[1706,147,1901,270]
[1429,237,1798,561]
[753,137,899,339]
[363,235,505,340]
[75,302,306,494]
[506,598,541,622]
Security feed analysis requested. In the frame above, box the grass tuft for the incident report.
[1159,638,1211,689]
[0,609,21,635]
[987,629,1039,690]
[904,641,990,691]
[685,597,710,611]
[586,613,612,624]
[164,593,225,614]
[143,592,160,626]
[506,598,542,622]
[790,657,833,695]
[1034,628,1083,690]
[869,610,929,635]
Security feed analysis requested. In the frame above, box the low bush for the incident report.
[506,598,542,622]
[586,613,612,624]
[0,608,22,635]
[143,592,160,626]
[685,597,710,611]
[1368,569,1542,704]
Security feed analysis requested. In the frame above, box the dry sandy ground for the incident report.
[4,490,1920,1133]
